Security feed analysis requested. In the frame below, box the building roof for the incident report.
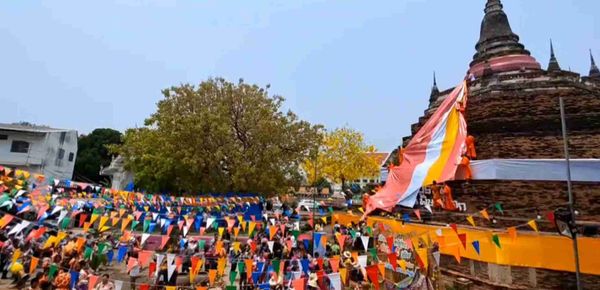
[0,123,73,133]
[365,152,390,167]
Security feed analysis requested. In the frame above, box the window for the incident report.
[0,134,7,140]
[10,141,29,153]
[59,132,66,144]
[57,148,65,160]
[369,179,375,183]
[68,152,74,162]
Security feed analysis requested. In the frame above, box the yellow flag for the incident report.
[358,207,364,213]
[217,257,226,276]
[218,227,224,238]
[99,216,109,229]
[241,221,247,232]
[466,215,476,227]
[90,214,99,225]
[57,231,68,242]
[233,242,241,253]
[248,221,256,235]
[416,248,428,270]
[12,249,21,263]
[166,286,176,290]
[528,220,538,232]
[321,217,327,224]
[234,227,240,238]
[237,215,243,224]
[83,222,91,232]
[479,209,490,221]
[111,217,120,226]
[340,268,347,285]
[398,259,407,272]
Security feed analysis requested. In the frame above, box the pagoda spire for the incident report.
[429,71,440,103]
[547,39,561,72]
[589,49,600,78]
[470,0,533,67]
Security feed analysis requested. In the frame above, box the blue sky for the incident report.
[1,0,599,151]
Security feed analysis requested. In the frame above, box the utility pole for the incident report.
[312,145,318,255]
[559,97,581,290]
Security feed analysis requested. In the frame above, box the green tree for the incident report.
[304,127,380,188]
[74,128,122,184]
[114,78,322,194]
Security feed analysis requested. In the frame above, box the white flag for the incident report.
[206,217,215,229]
[167,253,176,280]
[51,206,63,215]
[328,273,341,290]
[358,255,367,269]
[267,241,274,253]
[360,236,369,251]
[155,254,164,277]
[433,251,440,266]
[141,233,150,245]
[183,225,189,237]
[114,280,123,290]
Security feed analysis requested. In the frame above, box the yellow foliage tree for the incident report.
[304,127,380,188]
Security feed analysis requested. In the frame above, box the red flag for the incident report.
[387,253,397,271]
[386,236,394,251]
[546,211,556,227]
[414,209,421,220]
[329,256,339,273]
[139,284,150,290]
[450,223,458,234]
[79,214,88,227]
[148,262,156,278]
[366,265,380,290]
[458,233,467,249]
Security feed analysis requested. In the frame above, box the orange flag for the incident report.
[160,236,169,249]
[507,227,517,240]
[453,245,461,263]
[245,259,253,277]
[233,227,240,238]
[329,256,339,273]
[29,257,39,274]
[269,226,277,240]
[479,209,490,221]
[208,269,217,285]
[292,278,304,290]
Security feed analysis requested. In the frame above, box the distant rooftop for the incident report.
[0,122,73,133]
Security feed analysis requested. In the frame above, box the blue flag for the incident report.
[303,239,310,251]
[402,213,410,222]
[252,272,261,284]
[106,249,114,263]
[472,241,480,255]
[70,270,80,290]
[314,232,322,249]
[148,222,156,233]
[257,262,264,272]
[117,245,127,263]
[301,258,310,274]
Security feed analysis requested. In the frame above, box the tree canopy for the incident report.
[74,128,122,184]
[304,127,380,187]
[115,78,322,194]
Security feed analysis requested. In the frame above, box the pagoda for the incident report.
[393,0,600,288]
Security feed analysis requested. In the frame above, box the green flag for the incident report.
[198,240,206,251]
[328,207,333,213]
[98,243,107,254]
[84,247,93,260]
[492,234,501,248]
[229,271,237,285]
[143,220,150,232]
[237,262,245,273]
[61,217,71,229]
[131,220,139,231]
[226,286,237,290]
[495,203,504,214]
[48,264,58,280]
[366,226,373,236]
[291,230,300,239]
[350,229,357,239]
[368,248,378,260]
[272,259,280,274]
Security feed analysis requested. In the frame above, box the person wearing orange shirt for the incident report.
[442,182,457,211]
[465,135,477,159]
[459,154,472,181]
[430,181,443,209]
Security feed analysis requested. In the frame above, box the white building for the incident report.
[0,123,78,180]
